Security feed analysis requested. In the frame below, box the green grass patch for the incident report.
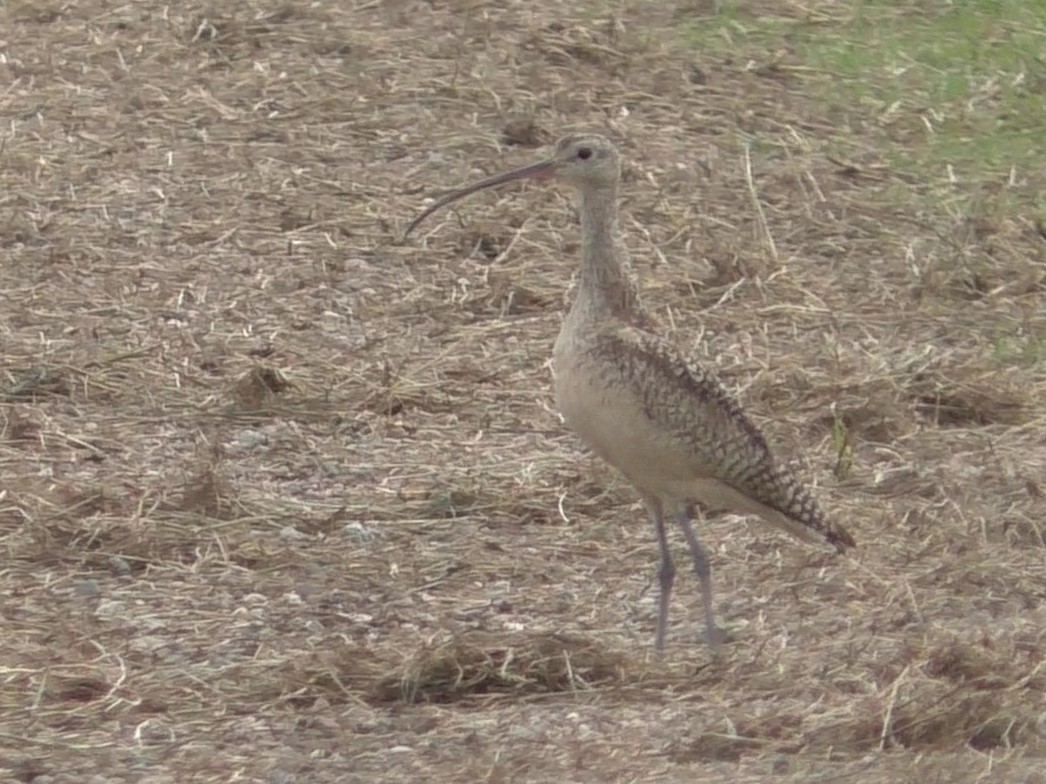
[993,333,1046,368]
[678,0,1046,207]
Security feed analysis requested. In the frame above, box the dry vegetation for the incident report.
[1,0,1045,781]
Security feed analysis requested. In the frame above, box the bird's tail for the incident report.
[763,471,856,553]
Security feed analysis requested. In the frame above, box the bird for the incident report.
[405,134,855,652]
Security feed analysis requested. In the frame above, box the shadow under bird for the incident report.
[405,134,855,652]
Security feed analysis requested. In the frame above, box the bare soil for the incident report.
[1,1,1044,782]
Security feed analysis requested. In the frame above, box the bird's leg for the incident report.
[646,496,675,654]
[677,506,727,647]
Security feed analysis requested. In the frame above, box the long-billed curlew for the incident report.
[405,134,855,652]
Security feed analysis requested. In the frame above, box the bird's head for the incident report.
[546,134,621,189]
[404,134,621,236]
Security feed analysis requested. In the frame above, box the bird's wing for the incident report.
[588,324,855,551]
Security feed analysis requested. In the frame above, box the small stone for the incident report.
[279,525,307,541]
[771,755,791,774]
[237,429,268,449]
[74,580,100,598]
[94,599,125,620]
[341,521,375,542]
[108,555,132,576]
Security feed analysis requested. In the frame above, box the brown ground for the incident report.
[2,1,1045,782]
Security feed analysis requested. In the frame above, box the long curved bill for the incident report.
[404,157,558,237]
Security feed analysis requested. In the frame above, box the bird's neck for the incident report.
[572,186,644,323]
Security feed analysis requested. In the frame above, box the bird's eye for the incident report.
[576,147,593,161]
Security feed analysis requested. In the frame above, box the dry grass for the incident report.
[1,0,1045,781]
